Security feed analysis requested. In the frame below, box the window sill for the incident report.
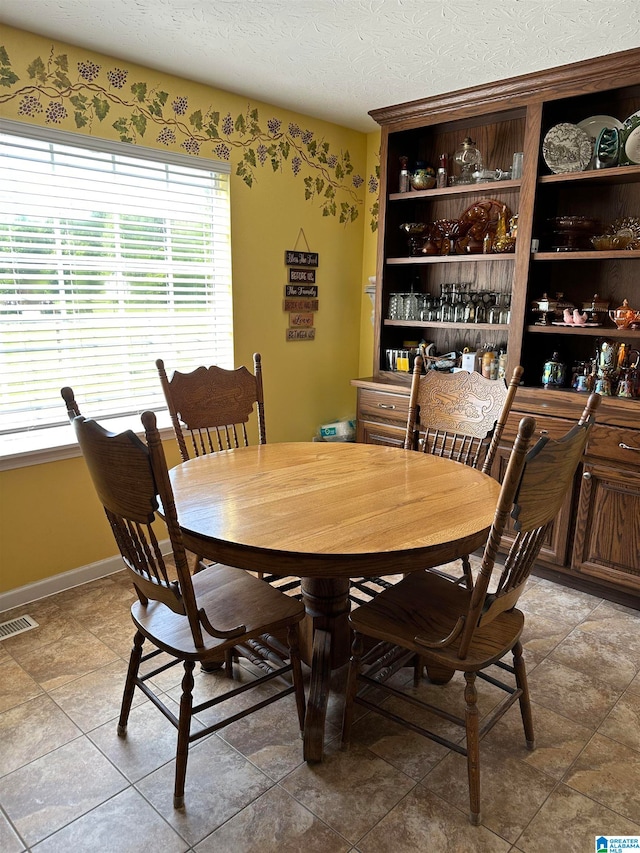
[0,410,175,471]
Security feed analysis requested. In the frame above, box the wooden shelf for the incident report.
[389,179,521,201]
[538,164,640,186]
[533,251,640,261]
[385,319,509,331]
[387,253,515,265]
[526,324,640,338]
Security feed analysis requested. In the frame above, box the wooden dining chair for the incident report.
[156,353,266,461]
[65,395,306,809]
[348,362,523,603]
[156,353,285,583]
[405,357,523,473]
[342,393,600,825]
[406,357,523,588]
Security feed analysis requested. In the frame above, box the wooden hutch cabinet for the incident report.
[352,48,640,603]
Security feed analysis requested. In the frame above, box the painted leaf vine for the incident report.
[0,45,379,228]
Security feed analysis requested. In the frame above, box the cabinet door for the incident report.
[572,463,640,590]
[358,420,406,447]
[494,443,573,566]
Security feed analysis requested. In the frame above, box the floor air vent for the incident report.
[0,615,39,640]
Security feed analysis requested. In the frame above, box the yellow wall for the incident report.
[0,26,379,595]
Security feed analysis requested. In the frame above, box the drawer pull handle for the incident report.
[619,442,640,453]
[378,403,396,410]
[583,471,592,480]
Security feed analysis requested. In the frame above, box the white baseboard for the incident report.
[0,541,170,614]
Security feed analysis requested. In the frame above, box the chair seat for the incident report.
[131,563,305,660]
[348,570,524,672]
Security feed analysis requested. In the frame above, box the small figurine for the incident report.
[573,309,588,325]
[563,308,575,325]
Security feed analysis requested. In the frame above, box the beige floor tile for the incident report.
[573,607,640,668]
[564,732,640,822]
[627,670,640,696]
[0,812,24,853]
[520,611,572,660]
[137,734,272,847]
[549,626,638,691]
[482,701,593,780]
[109,569,134,589]
[518,584,600,627]
[590,599,640,620]
[0,596,65,630]
[88,699,184,783]
[0,657,43,712]
[525,658,621,728]
[0,736,127,846]
[29,786,187,853]
[49,659,145,732]
[195,783,350,853]
[0,695,81,776]
[422,748,556,843]
[344,706,450,781]
[49,577,136,621]
[281,741,414,844]
[98,616,135,663]
[598,690,640,752]
[219,693,306,781]
[16,630,119,692]
[516,783,640,853]
[357,785,511,852]
[1,603,83,663]
[78,605,136,643]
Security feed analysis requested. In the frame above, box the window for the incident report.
[0,120,232,436]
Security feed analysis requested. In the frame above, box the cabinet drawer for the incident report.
[585,424,640,471]
[502,412,576,443]
[358,389,410,426]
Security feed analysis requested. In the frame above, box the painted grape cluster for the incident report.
[106,68,128,89]
[77,60,101,82]
[0,45,379,228]
[17,94,43,116]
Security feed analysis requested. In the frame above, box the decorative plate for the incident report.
[578,114,624,140]
[624,125,640,164]
[542,123,592,174]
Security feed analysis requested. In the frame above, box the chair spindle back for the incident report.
[157,354,266,462]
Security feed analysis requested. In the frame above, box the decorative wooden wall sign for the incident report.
[286,328,316,341]
[286,284,318,297]
[284,250,318,267]
[283,298,319,311]
[285,229,318,340]
[289,312,314,327]
[288,268,316,283]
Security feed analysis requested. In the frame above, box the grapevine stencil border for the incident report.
[0,44,380,230]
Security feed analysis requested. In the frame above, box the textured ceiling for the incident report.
[2,0,639,132]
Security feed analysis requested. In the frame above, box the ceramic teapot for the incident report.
[609,299,636,329]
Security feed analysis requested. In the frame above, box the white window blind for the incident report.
[0,122,232,434]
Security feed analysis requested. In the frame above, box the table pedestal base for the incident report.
[299,577,351,761]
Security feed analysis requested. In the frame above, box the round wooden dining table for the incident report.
[168,441,501,761]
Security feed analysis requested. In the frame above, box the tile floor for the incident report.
[1,564,640,852]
